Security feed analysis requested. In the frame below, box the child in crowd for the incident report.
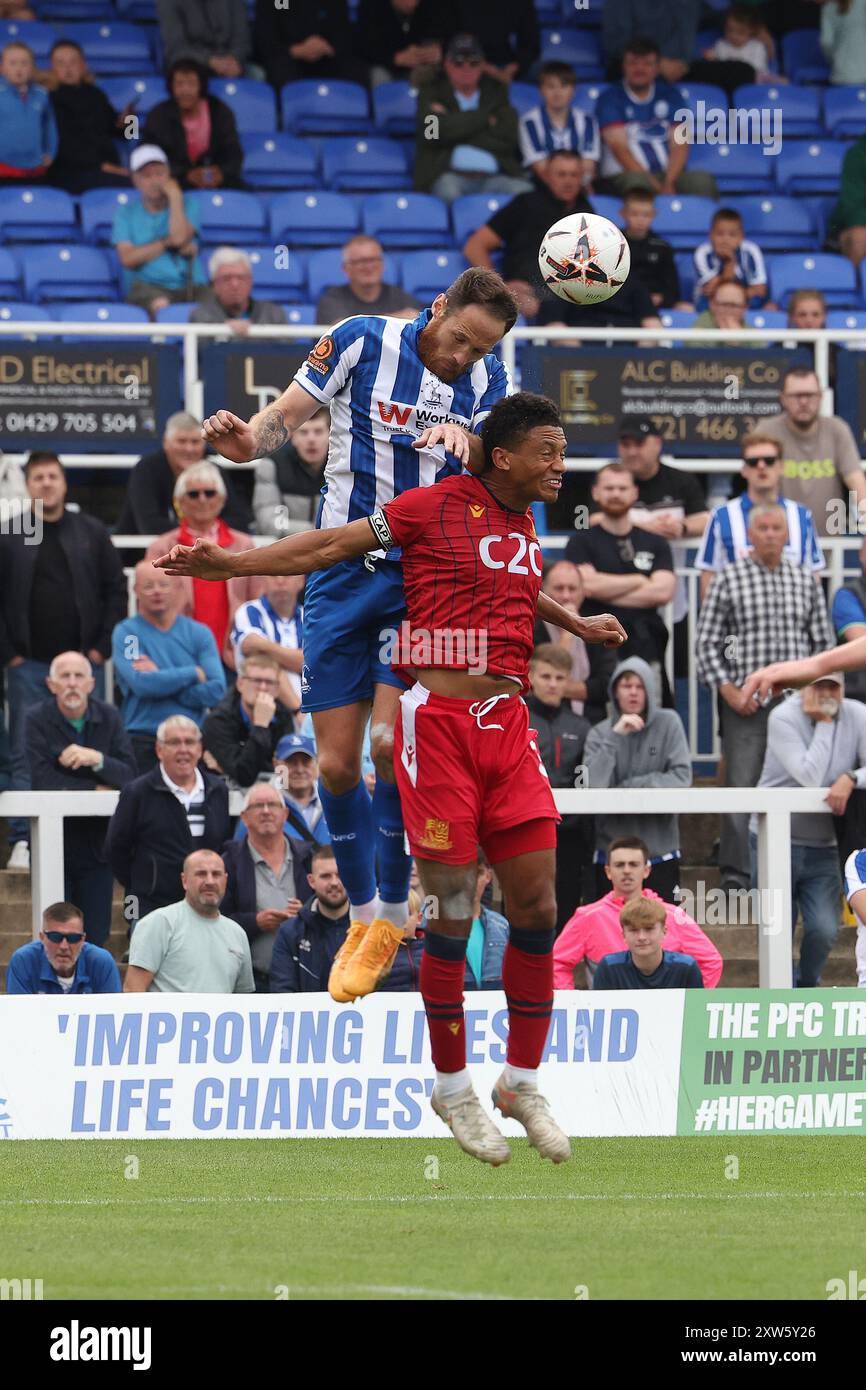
[703,5,776,82]
[0,41,57,182]
[694,207,768,309]
[518,60,600,191]
[620,188,681,309]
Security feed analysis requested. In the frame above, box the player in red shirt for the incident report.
[154,393,626,1166]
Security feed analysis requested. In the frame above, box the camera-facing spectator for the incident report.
[355,0,452,88]
[0,42,56,185]
[272,734,330,846]
[231,575,304,712]
[24,651,137,945]
[142,59,243,191]
[414,34,531,205]
[145,462,263,668]
[254,0,367,89]
[532,560,617,724]
[584,656,692,901]
[593,896,703,989]
[703,6,774,83]
[157,0,251,78]
[124,848,254,993]
[554,836,721,988]
[113,144,207,318]
[464,149,593,321]
[253,407,330,537]
[0,451,127,871]
[787,289,827,331]
[518,61,600,190]
[190,247,287,334]
[221,781,313,991]
[115,411,251,536]
[105,715,231,926]
[606,417,709,543]
[620,188,680,309]
[112,562,226,774]
[694,207,767,309]
[46,40,130,194]
[692,279,761,346]
[202,655,297,787]
[316,236,421,325]
[269,843,350,992]
[6,902,121,995]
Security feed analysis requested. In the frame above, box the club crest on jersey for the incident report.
[306,335,335,375]
[468,502,485,520]
[419,818,452,851]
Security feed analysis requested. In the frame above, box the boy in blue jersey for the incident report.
[593,895,703,990]
[196,270,522,998]
[693,207,767,310]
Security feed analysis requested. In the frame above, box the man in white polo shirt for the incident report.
[124,849,254,993]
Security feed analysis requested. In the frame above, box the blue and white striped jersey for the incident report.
[292,309,510,547]
[596,79,684,178]
[693,238,767,301]
[695,494,825,575]
[518,103,601,168]
[845,849,866,915]
[231,593,303,699]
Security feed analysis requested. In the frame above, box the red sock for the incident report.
[503,929,555,1070]
[420,932,467,1073]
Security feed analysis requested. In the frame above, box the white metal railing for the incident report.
[0,786,836,989]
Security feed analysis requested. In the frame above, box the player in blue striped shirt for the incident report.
[696,433,824,598]
[693,208,767,308]
[518,62,600,188]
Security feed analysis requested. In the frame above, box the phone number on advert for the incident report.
[1,412,139,432]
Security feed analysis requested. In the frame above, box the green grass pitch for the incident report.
[2,1136,865,1300]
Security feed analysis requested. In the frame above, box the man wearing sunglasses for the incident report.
[696,433,825,600]
[6,901,120,994]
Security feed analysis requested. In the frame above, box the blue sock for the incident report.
[318,778,376,907]
[373,778,411,903]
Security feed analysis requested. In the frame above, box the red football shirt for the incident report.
[370,474,543,690]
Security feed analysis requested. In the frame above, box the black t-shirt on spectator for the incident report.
[537,274,656,329]
[354,0,456,68]
[29,519,82,662]
[487,187,595,289]
[564,522,673,667]
[626,232,680,308]
[50,82,120,177]
[590,462,707,522]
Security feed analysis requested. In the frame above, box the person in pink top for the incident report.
[553,836,723,989]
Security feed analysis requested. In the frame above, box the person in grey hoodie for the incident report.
[584,655,691,902]
[749,672,866,987]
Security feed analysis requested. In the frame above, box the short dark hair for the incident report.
[311,843,337,867]
[623,187,655,205]
[443,268,519,334]
[712,207,743,228]
[43,901,84,926]
[608,837,650,862]
[168,57,208,93]
[50,39,85,58]
[530,643,572,673]
[479,391,562,469]
[548,148,583,167]
[25,451,64,478]
[539,61,577,85]
[623,37,660,58]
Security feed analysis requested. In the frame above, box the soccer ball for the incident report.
[538,212,630,306]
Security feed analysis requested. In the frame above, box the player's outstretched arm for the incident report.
[201,382,318,464]
[741,636,866,704]
[537,592,627,649]
[152,518,380,582]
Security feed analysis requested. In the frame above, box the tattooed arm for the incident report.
[200,382,319,463]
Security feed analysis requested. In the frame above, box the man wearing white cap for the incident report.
[750,671,866,986]
[112,144,208,318]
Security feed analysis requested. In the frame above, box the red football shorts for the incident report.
[393,682,560,865]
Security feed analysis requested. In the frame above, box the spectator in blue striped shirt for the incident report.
[693,207,767,309]
[231,574,304,713]
[696,433,825,599]
[518,62,600,191]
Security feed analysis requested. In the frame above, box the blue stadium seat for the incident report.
[208,78,277,135]
[733,84,822,139]
[269,192,359,247]
[745,309,788,328]
[451,193,515,247]
[688,143,776,193]
[100,75,168,118]
[775,140,848,193]
[0,21,56,61]
[401,249,469,302]
[39,2,114,16]
[572,83,608,115]
[321,137,410,191]
[650,196,717,249]
[587,194,622,224]
[828,308,866,329]
[52,301,150,323]
[307,248,400,303]
[659,310,697,327]
[241,245,308,302]
[0,251,21,298]
[693,30,721,58]
[79,188,139,244]
[782,29,831,84]
[540,28,603,79]
[283,303,319,326]
[115,0,159,16]
[372,81,418,136]
[281,80,370,135]
[738,195,815,251]
[241,133,318,190]
[673,83,727,116]
[769,252,858,308]
[22,245,116,302]
[58,22,153,75]
[674,251,696,301]
[0,187,78,242]
[0,302,49,322]
[188,190,267,245]
[154,303,196,323]
[362,192,449,247]
[823,86,866,138]
[509,82,540,117]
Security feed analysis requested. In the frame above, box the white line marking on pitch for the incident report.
[1,1190,864,1207]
